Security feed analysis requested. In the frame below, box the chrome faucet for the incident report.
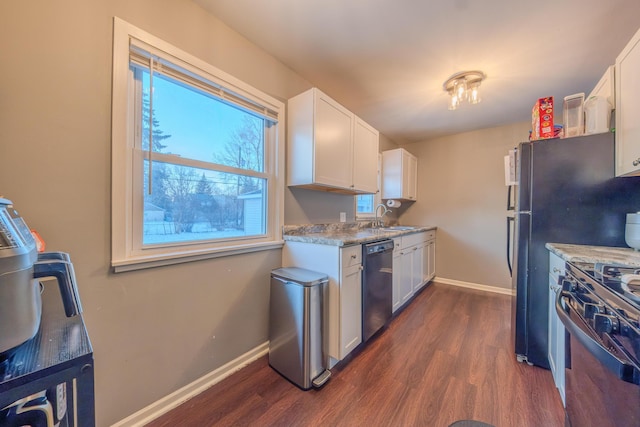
[374,203,390,228]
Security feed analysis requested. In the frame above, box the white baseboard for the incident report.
[434,276,513,295]
[111,342,269,427]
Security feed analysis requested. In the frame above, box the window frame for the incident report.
[355,154,382,219]
[111,17,285,272]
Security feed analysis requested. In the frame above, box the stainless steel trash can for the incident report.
[269,267,331,390]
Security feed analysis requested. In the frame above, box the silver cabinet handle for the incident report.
[634,158,640,167]
[553,267,562,273]
[351,254,357,259]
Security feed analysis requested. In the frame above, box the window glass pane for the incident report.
[135,67,264,172]
[357,194,374,214]
[142,161,266,246]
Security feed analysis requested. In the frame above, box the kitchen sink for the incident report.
[364,226,417,234]
[380,226,416,231]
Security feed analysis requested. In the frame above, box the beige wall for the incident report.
[0,0,519,424]
[0,1,400,424]
[399,122,531,290]
[0,1,309,425]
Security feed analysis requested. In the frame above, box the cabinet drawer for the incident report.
[424,230,436,240]
[341,244,362,268]
[549,252,565,280]
[402,232,426,248]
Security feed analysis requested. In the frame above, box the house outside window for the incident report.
[111,18,284,271]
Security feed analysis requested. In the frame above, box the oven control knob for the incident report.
[594,314,619,335]
[561,278,576,292]
[584,303,601,319]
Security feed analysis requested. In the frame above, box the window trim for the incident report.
[355,154,382,219]
[111,17,284,272]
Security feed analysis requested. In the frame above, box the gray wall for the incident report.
[0,1,399,424]
[398,122,531,290]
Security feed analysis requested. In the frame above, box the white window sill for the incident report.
[112,240,285,273]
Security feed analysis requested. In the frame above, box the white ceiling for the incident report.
[195,0,640,144]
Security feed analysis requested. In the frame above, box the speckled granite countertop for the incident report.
[546,243,640,267]
[283,222,437,246]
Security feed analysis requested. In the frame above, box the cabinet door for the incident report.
[383,148,418,200]
[616,28,640,176]
[411,244,424,291]
[404,151,418,200]
[421,240,434,284]
[548,252,566,406]
[340,263,362,358]
[427,240,436,280]
[315,93,354,188]
[382,149,402,199]
[548,274,559,377]
[392,239,402,313]
[353,118,379,193]
[400,249,413,304]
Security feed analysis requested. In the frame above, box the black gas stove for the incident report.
[560,261,640,427]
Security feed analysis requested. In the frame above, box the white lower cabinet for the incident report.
[283,242,362,368]
[392,230,436,313]
[425,238,436,282]
[392,238,403,312]
[399,246,414,306]
[411,243,423,292]
[548,251,566,406]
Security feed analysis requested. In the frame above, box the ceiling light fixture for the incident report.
[443,70,486,111]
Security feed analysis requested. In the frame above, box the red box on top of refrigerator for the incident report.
[531,96,554,140]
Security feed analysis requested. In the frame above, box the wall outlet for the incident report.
[340,212,346,222]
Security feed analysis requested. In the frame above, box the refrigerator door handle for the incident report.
[507,216,514,276]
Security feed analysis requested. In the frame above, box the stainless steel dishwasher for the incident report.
[362,239,394,342]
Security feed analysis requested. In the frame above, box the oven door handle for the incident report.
[556,291,640,385]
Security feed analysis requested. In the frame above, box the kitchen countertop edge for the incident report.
[284,226,437,246]
[546,243,640,267]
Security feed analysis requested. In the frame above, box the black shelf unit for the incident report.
[0,284,94,426]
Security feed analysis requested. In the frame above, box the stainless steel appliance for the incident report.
[0,198,83,358]
[362,239,393,342]
[508,132,640,368]
[557,261,640,427]
[268,267,331,390]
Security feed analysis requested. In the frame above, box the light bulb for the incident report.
[449,93,459,110]
[469,85,481,104]
[455,79,467,101]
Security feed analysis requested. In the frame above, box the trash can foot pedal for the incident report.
[312,370,331,388]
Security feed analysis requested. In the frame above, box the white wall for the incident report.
[399,122,531,290]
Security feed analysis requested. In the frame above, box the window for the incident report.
[111,18,284,272]
[355,154,381,219]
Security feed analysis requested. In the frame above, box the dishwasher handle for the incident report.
[364,240,394,255]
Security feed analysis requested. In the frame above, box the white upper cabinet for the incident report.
[352,117,380,194]
[615,27,640,176]
[381,148,417,200]
[287,88,379,194]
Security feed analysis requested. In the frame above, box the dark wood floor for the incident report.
[148,282,565,427]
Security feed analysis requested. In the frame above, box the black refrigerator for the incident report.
[509,132,640,368]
